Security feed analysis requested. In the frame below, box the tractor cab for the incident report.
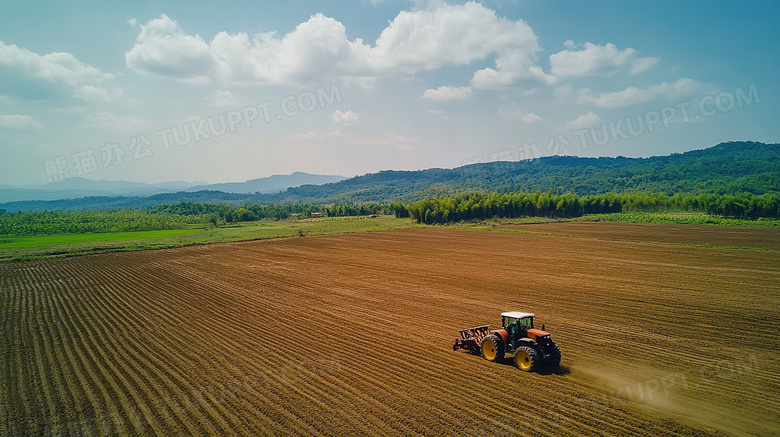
[501,311,536,342]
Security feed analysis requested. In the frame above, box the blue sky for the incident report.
[0,0,777,186]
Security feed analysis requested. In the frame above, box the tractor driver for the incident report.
[506,321,516,339]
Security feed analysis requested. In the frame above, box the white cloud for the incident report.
[367,2,538,75]
[472,54,555,89]
[0,114,44,130]
[332,110,361,126]
[577,78,699,108]
[521,112,542,123]
[203,90,239,107]
[126,3,550,87]
[126,14,220,84]
[565,111,601,129]
[0,41,118,102]
[550,41,658,78]
[74,85,122,103]
[421,85,472,101]
[127,18,137,27]
[498,106,542,123]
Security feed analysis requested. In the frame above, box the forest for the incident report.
[395,191,780,224]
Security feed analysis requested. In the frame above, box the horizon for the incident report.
[4,170,348,188]
[2,139,762,188]
[1,139,771,190]
[1,1,778,186]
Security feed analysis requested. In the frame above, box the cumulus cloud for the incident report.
[126,3,550,87]
[472,53,555,89]
[565,111,601,129]
[577,78,699,108]
[0,41,119,102]
[0,114,44,129]
[421,85,472,101]
[332,109,361,126]
[125,14,220,84]
[369,2,539,75]
[550,41,658,78]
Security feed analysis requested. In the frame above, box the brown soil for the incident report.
[2,224,778,436]
[507,221,780,251]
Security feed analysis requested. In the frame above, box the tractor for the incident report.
[453,312,561,372]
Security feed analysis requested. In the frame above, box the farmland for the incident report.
[0,216,418,261]
[1,224,778,436]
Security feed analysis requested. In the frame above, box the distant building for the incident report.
[311,212,323,218]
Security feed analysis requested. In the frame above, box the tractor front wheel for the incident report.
[480,335,504,362]
[514,346,538,372]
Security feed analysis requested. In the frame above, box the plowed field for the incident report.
[2,224,778,436]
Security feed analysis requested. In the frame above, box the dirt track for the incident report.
[2,224,779,436]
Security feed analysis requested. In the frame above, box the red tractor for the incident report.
[453,312,561,372]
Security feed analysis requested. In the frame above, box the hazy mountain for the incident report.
[186,172,347,194]
[0,172,345,203]
[0,178,203,203]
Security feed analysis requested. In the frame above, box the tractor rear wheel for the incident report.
[514,346,538,372]
[549,342,562,368]
[480,335,504,362]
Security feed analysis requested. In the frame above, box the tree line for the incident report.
[150,201,391,223]
[393,191,780,224]
[0,202,393,236]
[3,191,778,237]
[150,202,321,222]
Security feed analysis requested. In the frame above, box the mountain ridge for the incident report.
[183,172,347,194]
[0,172,346,203]
[1,141,777,212]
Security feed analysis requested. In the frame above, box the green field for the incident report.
[0,229,199,248]
[582,211,780,226]
[0,216,418,261]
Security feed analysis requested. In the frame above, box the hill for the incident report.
[185,172,347,194]
[0,178,203,203]
[0,172,345,204]
[275,141,776,203]
[1,141,777,212]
